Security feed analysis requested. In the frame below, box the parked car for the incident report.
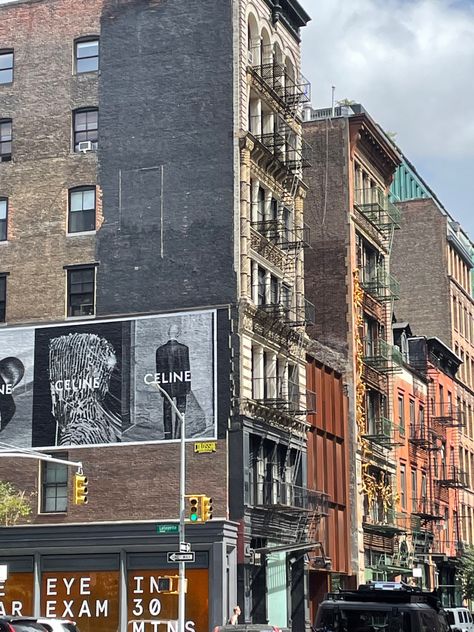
[313,581,450,632]
[36,620,79,632]
[445,607,474,632]
[0,618,48,632]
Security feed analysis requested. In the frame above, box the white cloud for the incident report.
[301,0,474,159]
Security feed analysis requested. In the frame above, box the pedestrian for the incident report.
[229,605,241,625]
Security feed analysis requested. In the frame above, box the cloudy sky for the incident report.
[300,0,474,238]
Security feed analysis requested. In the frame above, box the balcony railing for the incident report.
[253,294,315,327]
[354,186,401,234]
[248,45,311,112]
[363,507,405,533]
[254,481,329,514]
[360,267,400,302]
[249,116,312,173]
[363,338,403,373]
[251,218,311,249]
[431,402,465,428]
[363,417,402,447]
[411,498,443,521]
[252,377,316,414]
[436,465,468,489]
[408,425,431,448]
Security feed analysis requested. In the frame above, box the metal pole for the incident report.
[153,383,186,632]
[179,412,186,632]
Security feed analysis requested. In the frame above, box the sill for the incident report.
[38,511,68,516]
[67,230,96,237]
[0,240,9,245]
[66,314,96,320]
[0,82,13,87]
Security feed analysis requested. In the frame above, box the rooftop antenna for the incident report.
[331,86,336,116]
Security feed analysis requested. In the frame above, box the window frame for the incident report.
[68,185,96,234]
[74,37,99,74]
[66,265,96,318]
[73,107,98,153]
[0,197,7,241]
[0,49,14,85]
[0,118,12,162]
[40,455,69,514]
[0,274,6,322]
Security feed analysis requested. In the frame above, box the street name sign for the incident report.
[156,524,179,534]
[167,552,195,563]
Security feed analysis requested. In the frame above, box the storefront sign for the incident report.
[0,572,34,616]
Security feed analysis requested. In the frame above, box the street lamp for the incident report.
[153,382,187,632]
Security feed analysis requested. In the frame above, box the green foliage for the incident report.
[459,546,474,600]
[0,480,33,526]
[337,98,356,106]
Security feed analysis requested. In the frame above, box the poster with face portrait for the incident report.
[0,310,216,449]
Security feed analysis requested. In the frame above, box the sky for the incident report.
[300,0,474,239]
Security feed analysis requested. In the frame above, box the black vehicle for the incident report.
[313,582,450,632]
[0,618,48,632]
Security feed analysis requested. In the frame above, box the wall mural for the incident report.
[0,310,216,448]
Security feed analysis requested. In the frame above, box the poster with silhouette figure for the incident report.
[0,310,215,448]
[32,321,128,447]
[0,328,35,447]
[124,310,216,442]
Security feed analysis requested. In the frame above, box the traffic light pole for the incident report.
[153,384,186,632]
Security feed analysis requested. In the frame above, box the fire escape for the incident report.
[242,43,326,552]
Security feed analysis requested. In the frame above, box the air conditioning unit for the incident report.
[78,141,93,153]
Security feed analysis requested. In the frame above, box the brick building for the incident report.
[303,103,402,583]
[390,158,474,564]
[0,1,322,630]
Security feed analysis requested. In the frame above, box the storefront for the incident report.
[0,521,238,632]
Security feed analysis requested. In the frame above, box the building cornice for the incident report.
[262,0,311,41]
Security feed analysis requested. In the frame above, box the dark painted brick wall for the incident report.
[391,198,451,344]
[96,0,236,315]
[303,119,350,355]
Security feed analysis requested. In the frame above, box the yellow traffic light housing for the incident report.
[201,495,213,522]
[185,494,203,522]
[73,473,88,505]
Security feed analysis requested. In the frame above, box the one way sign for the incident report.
[167,552,196,563]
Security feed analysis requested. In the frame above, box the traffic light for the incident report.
[201,495,213,522]
[73,473,88,505]
[185,495,202,522]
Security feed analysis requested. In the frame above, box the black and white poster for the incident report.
[0,310,216,448]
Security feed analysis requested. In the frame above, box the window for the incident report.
[41,458,68,513]
[411,469,417,512]
[400,464,406,510]
[398,394,405,435]
[0,197,7,240]
[73,108,98,152]
[409,399,415,437]
[0,275,5,322]
[75,38,99,73]
[0,50,13,84]
[0,119,12,162]
[67,266,95,317]
[68,186,96,233]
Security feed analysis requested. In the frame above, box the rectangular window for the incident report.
[0,119,12,161]
[398,395,405,435]
[68,187,96,233]
[409,399,415,437]
[67,266,95,317]
[257,266,266,305]
[411,469,417,512]
[0,50,13,84]
[0,275,5,322]
[0,197,7,240]
[73,109,98,152]
[75,39,99,74]
[400,464,406,510]
[41,458,68,513]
